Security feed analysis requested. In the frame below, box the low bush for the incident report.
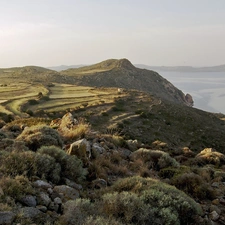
[1,146,87,184]
[130,148,179,170]
[102,191,148,224]
[37,146,88,182]
[0,175,34,200]
[59,199,96,225]
[171,172,216,200]
[83,216,123,225]
[1,150,36,177]
[17,125,63,151]
[101,176,202,225]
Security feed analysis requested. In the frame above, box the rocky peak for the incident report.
[115,58,136,70]
[185,93,194,107]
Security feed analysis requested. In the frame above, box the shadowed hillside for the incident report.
[61,59,193,106]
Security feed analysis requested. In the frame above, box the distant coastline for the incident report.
[135,64,225,72]
[48,64,225,72]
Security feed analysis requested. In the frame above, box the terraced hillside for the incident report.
[0,60,224,152]
[61,58,193,106]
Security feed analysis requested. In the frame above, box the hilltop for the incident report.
[61,59,193,106]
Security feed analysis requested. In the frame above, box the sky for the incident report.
[1,0,225,67]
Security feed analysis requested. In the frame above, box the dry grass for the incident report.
[59,118,91,142]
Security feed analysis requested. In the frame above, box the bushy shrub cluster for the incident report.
[17,125,63,151]
[106,176,202,225]
[0,175,34,200]
[171,172,216,200]
[130,148,179,170]
[59,199,96,225]
[61,176,202,225]
[0,146,87,184]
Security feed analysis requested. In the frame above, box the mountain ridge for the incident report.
[61,58,193,106]
[47,63,225,72]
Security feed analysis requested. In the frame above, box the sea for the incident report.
[157,71,225,114]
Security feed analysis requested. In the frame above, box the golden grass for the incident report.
[59,118,91,142]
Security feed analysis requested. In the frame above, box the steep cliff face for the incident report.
[61,59,193,106]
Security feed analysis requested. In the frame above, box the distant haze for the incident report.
[1,0,225,68]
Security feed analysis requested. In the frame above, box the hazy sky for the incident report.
[1,0,225,67]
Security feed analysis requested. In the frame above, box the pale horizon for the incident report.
[1,0,225,68]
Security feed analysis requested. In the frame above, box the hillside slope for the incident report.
[61,59,193,106]
[0,66,65,84]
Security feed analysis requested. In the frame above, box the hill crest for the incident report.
[61,58,193,106]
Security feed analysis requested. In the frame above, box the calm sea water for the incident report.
[157,71,225,114]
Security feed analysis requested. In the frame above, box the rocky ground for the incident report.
[0,112,225,225]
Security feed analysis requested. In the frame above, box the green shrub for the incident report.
[0,131,7,140]
[26,109,34,116]
[59,199,96,225]
[1,145,86,184]
[159,166,191,179]
[17,125,63,151]
[140,185,202,225]
[0,175,34,199]
[111,176,157,193]
[171,172,216,200]
[28,99,38,105]
[101,191,148,224]
[83,216,123,225]
[1,150,36,177]
[130,149,179,170]
[34,153,61,183]
[108,176,202,224]
[37,146,87,182]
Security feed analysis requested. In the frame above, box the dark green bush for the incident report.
[59,199,96,225]
[0,150,36,177]
[37,146,87,182]
[102,191,148,224]
[1,145,87,184]
[84,216,123,225]
[171,172,216,200]
[34,153,61,183]
[28,99,38,105]
[107,176,202,225]
[16,125,63,151]
[0,175,34,200]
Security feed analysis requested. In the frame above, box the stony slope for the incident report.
[61,59,193,106]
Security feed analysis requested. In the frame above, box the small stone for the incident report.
[212,199,220,205]
[210,205,221,215]
[0,211,15,225]
[212,182,220,188]
[36,205,47,213]
[37,192,51,207]
[48,202,55,211]
[47,188,53,195]
[65,178,82,190]
[92,178,107,189]
[54,197,62,205]
[210,211,220,221]
[19,195,37,207]
[53,185,79,202]
[219,198,225,205]
[33,180,52,189]
[19,207,42,219]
